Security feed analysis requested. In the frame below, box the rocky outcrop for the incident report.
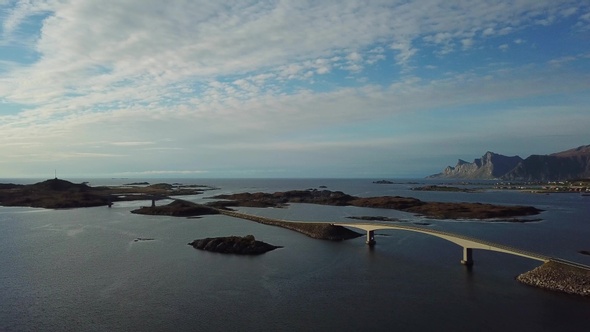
[188,235,281,255]
[517,261,590,297]
[429,152,522,179]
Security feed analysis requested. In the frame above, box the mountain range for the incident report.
[428,145,590,181]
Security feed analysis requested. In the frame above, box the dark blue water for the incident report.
[1,179,589,331]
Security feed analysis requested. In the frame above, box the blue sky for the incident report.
[0,0,589,179]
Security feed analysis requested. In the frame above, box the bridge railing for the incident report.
[338,221,552,262]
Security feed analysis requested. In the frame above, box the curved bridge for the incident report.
[217,209,589,269]
[333,222,551,266]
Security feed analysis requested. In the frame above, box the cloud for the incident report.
[110,141,154,147]
[0,0,589,177]
[115,170,208,175]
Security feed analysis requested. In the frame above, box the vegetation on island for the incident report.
[131,199,219,217]
[0,178,212,209]
[209,189,543,220]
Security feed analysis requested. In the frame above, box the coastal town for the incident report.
[493,180,590,194]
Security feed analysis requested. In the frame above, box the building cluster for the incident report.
[541,181,590,192]
[494,180,590,193]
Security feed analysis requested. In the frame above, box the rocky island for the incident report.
[130,199,361,241]
[188,235,281,255]
[0,178,211,209]
[131,199,219,217]
[209,189,542,220]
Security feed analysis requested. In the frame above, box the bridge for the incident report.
[333,222,550,266]
[217,209,590,270]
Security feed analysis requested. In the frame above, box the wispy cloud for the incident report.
[110,141,154,147]
[116,170,208,175]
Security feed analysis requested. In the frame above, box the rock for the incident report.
[188,235,282,255]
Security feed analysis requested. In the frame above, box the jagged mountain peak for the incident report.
[428,151,522,179]
[429,145,590,181]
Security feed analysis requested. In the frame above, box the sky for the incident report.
[0,0,589,179]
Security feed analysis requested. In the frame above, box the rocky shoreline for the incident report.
[517,261,590,297]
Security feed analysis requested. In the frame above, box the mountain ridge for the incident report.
[429,145,590,181]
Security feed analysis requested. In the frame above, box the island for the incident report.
[188,235,282,255]
[373,180,419,184]
[132,199,362,241]
[0,178,213,209]
[411,185,476,192]
[208,189,543,220]
[131,199,220,217]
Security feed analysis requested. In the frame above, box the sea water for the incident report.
[1,179,589,331]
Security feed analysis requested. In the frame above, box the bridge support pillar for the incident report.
[461,247,473,266]
[366,230,376,246]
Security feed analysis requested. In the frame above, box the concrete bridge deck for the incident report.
[217,209,590,270]
[334,222,550,266]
